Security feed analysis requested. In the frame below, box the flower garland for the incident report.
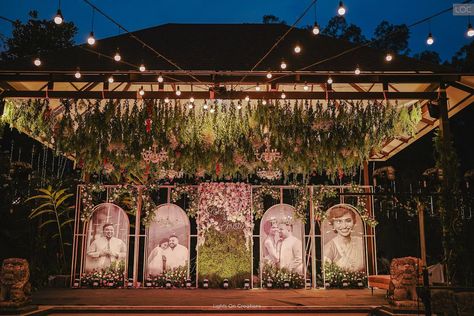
[80,184,105,222]
[108,184,140,216]
[348,185,378,227]
[171,185,199,217]
[197,183,252,248]
[293,185,309,222]
[252,185,280,219]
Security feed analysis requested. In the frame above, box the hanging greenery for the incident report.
[252,185,280,219]
[171,185,199,217]
[1,98,421,181]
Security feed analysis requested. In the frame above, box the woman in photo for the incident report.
[262,217,281,266]
[323,206,365,272]
[148,238,169,275]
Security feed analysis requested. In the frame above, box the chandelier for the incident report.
[255,137,282,164]
[256,168,282,181]
[141,144,168,164]
[156,166,184,180]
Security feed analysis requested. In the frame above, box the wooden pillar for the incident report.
[363,161,377,275]
[133,187,142,287]
[417,200,427,267]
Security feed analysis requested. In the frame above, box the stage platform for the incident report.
[14,288,426,315]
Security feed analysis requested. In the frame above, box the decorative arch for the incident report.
[83,203,130,273]
[259,204,305,287]
[144,203,190,278]
[321,203,367,287]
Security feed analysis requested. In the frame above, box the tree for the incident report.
[371,20,410,55]
[449,41,474,72]
[413,50,441,65]
[262,15,286,25]
[0,10,77,62]
[322,16,366,44]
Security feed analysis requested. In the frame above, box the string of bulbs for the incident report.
[30,0,474,98]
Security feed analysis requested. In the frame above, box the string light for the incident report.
[303,83,309,91]
[280,60,287,70]
[175,86,181,96]
[188,103,193,109]
[203,102,209,110]
[337,1,346,16]
[54,9,63,25]
[157,74,164,83]
[74,69,81,79]
[294,45,301,54]
[237,103,242,110]
[210,107,215,113]
[312,22,320,35]
[467,23,474,37]
[281,92,286,99]
[114,50,121,62]
[262,100,267,105]
[266,72,273,79]
[139,86,145,96]
[108,76,114,83]
[33,57,41,66]
[189,96,195,103]
[426,32,434,45]
[164,97,170,103]
[255,83,261,91]
[354,66,361,75]
[87,32,96,45]
[327,76,333,84]
[385,53,393,62]
[139,64,146,72]
[245,96,250,102]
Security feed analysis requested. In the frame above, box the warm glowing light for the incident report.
[294,45,301,54]
[164,97,170,103]
[303,83,309,91]
[426,33,434,45]
[280,61,287,70]
[189,96,194,103]
[108,76,114,83]
[385,53,393,62]
[255,84,261,91]
[203,103,209,110]
[210,108,215,113]
[33,58,41,66]
[87,32,95,45]
[262,100,267,105]
[266,72,272,79]
[188,103,193,109]
[139,64,146,72]
[157,75,164,83]
[327,77,333,84]
[114,51,121,62]
[74,70,81,79]
[245,96,250,102]
[237,104,242,110]
[312,22,320,35]
[175,87,181,96]
[355,66,361,75]
[54,9,63,25]
[467,23,474,37]
[337,1,346,16]
[139,86,145,96]
[281,92,286,99]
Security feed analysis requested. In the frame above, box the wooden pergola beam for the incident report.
[0,90,440,100]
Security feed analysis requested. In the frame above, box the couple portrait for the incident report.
[261,205,304,275]
[322,204,366,272]
[146,204,190,276]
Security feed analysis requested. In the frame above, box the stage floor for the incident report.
[23,288,395,315]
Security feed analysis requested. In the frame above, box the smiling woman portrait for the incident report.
[322,205,366,272]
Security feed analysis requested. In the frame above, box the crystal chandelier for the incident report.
[255,137,282,164]
[156,166,184,180]
[141,144,168,164]
[257,168,282,181]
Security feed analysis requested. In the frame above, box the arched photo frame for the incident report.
[260,204,305,288]
[144,203,190,280]
[83,203,130,274]
[321,204,368,287]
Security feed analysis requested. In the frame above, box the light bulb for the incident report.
[188,103,193,109]
[54,9,63,25]
[139,64,146,72]
[312,22,320,35]
[337,1,346,16]
[33,57,41,66]
[175,87,181,96]
[355,66,361,75]
[210,108,215,113]
[262,100,267,105]
[237,104,242,110]
[426,33,434,45]
[157,75,164,83]
[139,86,145,96]
[255,84,261,91]
[203,103,209,110]
[266,72,272,79]
[281,92,286,99]
[294,45,301,54]
[75,70,81,79]
[189,96,194,103]
[467,23,474,37]
[280,60,287,70]
[114,51,121,62]
[327,77,333,84]
[245,96,250,102]
[303,83,309,91]
[164,97,170,103]
[385,53,393,62]
[87,32,95,45]
[108,76,114,83]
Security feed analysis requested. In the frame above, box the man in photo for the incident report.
[86,223,127,271]
[323,206,365,272]
[278,222,303,274]
[164,234,188,270]
[148,238,169,275]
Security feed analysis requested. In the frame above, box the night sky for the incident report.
[0,0,473,62]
